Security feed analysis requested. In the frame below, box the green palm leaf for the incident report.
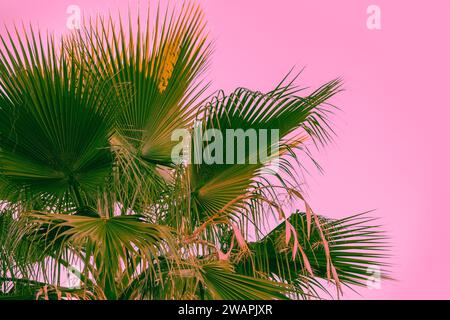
[12,212,173,299]
[200,262,291,300]
[0,3,390,300]
[77,3,211,166]
[188,76,341,225]
[0,27,116,206]
[236,211,391,296]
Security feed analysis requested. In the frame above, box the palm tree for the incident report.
[0,3,389,300]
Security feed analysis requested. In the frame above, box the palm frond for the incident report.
[236,211,391,297]
[200,262,291,300]
[187,74,341,227]
[0,26,116,207]
[0,3,390,301]
[76,2,211,166]
[7,212,174,299]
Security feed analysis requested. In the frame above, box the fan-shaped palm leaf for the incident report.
[9,212,174,299]
[0,26,116,207]
[236,212,391,297]
[188,77,341,225]
[76,3,211,166]
[0,2,390,301]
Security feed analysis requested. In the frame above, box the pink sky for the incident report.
[1,0,449,299]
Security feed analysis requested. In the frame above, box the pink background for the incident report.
[1,0,449,299]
